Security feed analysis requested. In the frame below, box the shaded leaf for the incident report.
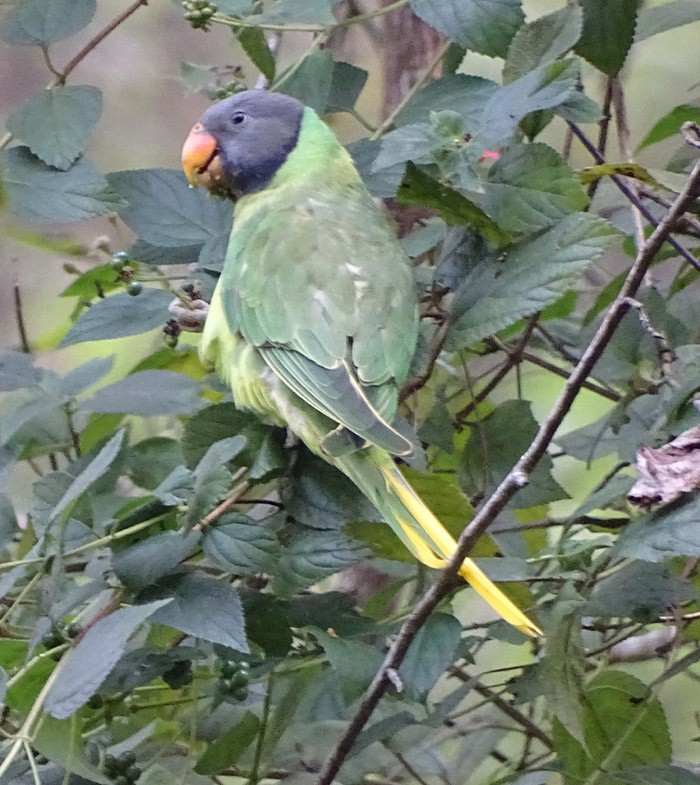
[399,613,462,698]
[237,26,275,80]
[251,0,340,26]
[617,767,700,785]
[276,49,334,115]
[7,86,102,169]
[146,572,249,651]
[579,161,676,191]
[127,437,185,490]
[1,0,95,46]
[185,435,247,526]
[203,512,280,574]
[327,61,368,113]
[575,0,640,75]
[395,73,497,128]
[410,0,524,57]
[44,599,172,719]
[195,712,260,775]
[0,493,17,551]
[635,0,700,40]
[61,288,173,346]
[0,350,41,391]
[82,370,203,415]
[637,104,700,151]
[113,531,201,591]
[313,628,384,701]
[3,146,118,223]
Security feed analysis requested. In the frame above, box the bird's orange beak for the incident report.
[181,122,218,186]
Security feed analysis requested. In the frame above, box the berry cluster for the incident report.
[41,622,80,659]
[217,659,250,701]
[182,0,217,30]
[111,252,142,296]
[103,751,141,785]
[162,659,194,690]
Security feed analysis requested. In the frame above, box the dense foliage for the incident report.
[2,1,700,783]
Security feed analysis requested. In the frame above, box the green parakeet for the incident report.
[181,91,540,637]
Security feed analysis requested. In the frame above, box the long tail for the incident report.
[337,449,542,638]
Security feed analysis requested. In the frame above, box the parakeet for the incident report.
[181,90,540,637]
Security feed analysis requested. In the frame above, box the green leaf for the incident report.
[44,599,172,719]
[195,712,260,775]
[616,492,700,562]
[185,436,247,526]
[60,288,173,346]
[503,5,583,83]
[635,0,700,41]
[575,0,640,76]
[107,168,232,251]
[7,86,102,170]
[275,49,334,115]
[1,0,95,46]
[113,531,201,591]
[251,0,340,26]
[637,104,700,152]
[459,400,568,509]
[3,146,118,223]
[447,213,617,349]
[483,142,588,236]
[146,572,249,651]
[372,123,438,172]
[409,0,524,57]
[241,591,292,655]
[401,467,474,539]
[397,163,511,247]
[59,262,122,299]
[327,61,368,113]
[0,493,17,552]
[312,628,384,702]
[49,429,125,521]
[399,613,462,698]
[0,350,41,390]
[82,370,203,415]
[344,519,413,562]
[617,767,700,785]
[395,74,497,128]
[579,161,678,191]
[237,26,276,80]
[127,437,185,490]
[203,512,281,575]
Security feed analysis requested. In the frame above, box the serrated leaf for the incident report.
[0,350,41,391]
[617,767,700,785]
[49,429,124,522]
[637,104,700,152]
[7,86,102,169]
[0,493,17,552]
[372,123,439,172]
[275,49,334,115]
[312,628,384,702]
[397,163,511,247]
[575,0,640,76]
[409,0,524,57]
[483,143,588,236]
[185,436,247,526]
[399,613,462,698]
[127,437,185,490]
[107,168,232,250]
[82,370,203,415]
[447,213,618,349]
[101,646,204,694]
[113,531,201,591]
[44,599,172,719]
[237,26,275,80]
[1,0,95,46]
[145,572,249,651]
[250,0,340,26]
[635,0,700,41]
[327,61,368,113]
[195,712,260,775]
[3,146,118,223]
[503,5,583,83]
[154,464,194,506]
[395,73,498,128]
[203,512,280,574]
[60,288,173,346]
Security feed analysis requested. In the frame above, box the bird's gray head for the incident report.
[181,90,304,199]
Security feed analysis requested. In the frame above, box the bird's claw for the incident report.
[168,298,209,333]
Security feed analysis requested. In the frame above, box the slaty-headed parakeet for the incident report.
[181,90,540,637]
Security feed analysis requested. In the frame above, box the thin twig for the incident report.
[13,283,30,353]
[315,146,700,785]
[400,318,450,401]
[194,468,249,531]
[586,77,614,202]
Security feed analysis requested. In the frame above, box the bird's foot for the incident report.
[168,298,209,333]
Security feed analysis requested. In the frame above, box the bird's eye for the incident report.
[232,111,247,126]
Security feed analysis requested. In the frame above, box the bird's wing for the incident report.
[220,184,418,455]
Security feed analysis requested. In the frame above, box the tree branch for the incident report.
[315,146,700,785]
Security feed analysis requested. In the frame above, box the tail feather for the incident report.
[337,450,542,638]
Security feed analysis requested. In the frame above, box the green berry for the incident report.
[66,622,82,638]
[126,281,142,296]
[229,671,249,689]
[220,659,238,678]
[87,694,104,710]
[104,754,120,776]
[233,686,249,701]
[119,751,136,768]
[126,765,142,782]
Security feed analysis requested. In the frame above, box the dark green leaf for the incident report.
[483,142,588,235]
[82,370,203,415]
[616,767,700,785]
[146,572,249,651]
[217,0,254,14]
[372,123,438,171]
[0,350,41,391]
[251,0,340,26]
[185,436,247,526]
[637,104,700,152]
[154,464,195,506]
[399,613,462,698]
[49,429,125,521]
[401,467,474,539]
[204,513,280,574]
[127,437,185,490]
[60,288,173,346]
[395,74,497,128]
[409,0,524,57]
[44,599,172,719]
[313,629,384,702]
[113,531,201,591]
[276,49,334,115]
[241,591,292,655]
[1,0,95,46]
[101,646,203,693]
[0,493,18,552]
[352,712,418,756]
[107,168,232,249]
[348,137,406,198]
[3,146,118,223]
[195,712,260,775]
[344,519,413,562]
[127,238,203,266]
[635,0,700,40]
[397,163,510,247]
[327,62,368,113]
[7,86,102,169]
[503,5,583,83]
[237,26,276,80]
[575,0,640,75]
[447,213,617,349]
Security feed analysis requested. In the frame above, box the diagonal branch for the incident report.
[316,147,700,785]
